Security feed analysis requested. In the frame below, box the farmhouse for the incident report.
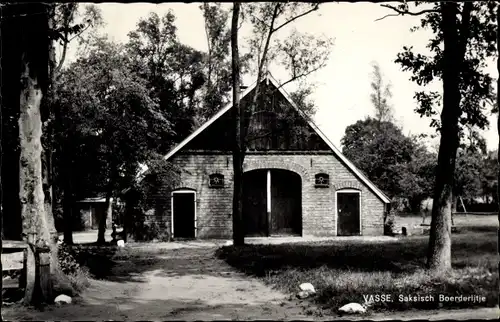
[128,73,390,239]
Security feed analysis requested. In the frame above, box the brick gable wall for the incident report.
[141,151,386,239]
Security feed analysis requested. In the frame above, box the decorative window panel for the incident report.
[209,173,224,188]
[314,173,330,188]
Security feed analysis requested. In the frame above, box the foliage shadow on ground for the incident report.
[67,244,236,283]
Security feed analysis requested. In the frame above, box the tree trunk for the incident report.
[18,4,54,304]
[451,194,457,225]
[497,4,500,227]
[62,172,74,244]
[231,2,245,246]
[16,3,75,304]
[42,2,59,257]
[122,191,139,243]
[97,185,113,245]
[427,2,465,272]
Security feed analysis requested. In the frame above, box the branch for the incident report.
[68,22,92,43]
[375,13,402,22]
[278,66,322,90]
[257,3,279,79]
[54,4,78,77]
[278,53,329,90]
[272,4,319,34]
[376,4,439,22]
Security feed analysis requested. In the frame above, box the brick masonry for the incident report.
[143,151,387,239]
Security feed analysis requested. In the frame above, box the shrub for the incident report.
[56,244,91,295]
[66,266,91,293]
[58,244,80,275]
[131,221,170,242]
[384,217,396,236]
[385,199,402,235]
[123,159,181,242]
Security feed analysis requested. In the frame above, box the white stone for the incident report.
[299,283,315,294]
[54,294,72,305]
[338,302,367,314]
[117,240,125,247]
[297,291,310,299]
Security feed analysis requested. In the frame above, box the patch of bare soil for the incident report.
[2,245,321,321]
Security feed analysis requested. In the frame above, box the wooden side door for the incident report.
[337,192,361,236]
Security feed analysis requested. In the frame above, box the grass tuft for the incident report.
[216,226,498,312]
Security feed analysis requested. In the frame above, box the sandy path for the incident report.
[3,245,319,321]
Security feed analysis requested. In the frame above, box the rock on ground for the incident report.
[54,294,72,305]
[299,283,315,294]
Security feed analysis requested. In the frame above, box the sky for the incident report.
[65,2,499,152]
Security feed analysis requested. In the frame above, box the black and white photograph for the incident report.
[1,1,499,320]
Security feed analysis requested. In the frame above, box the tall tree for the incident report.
[0,2,63,303]
[497,3,500,226]
[231,2,244,246]
[341,118,434,210]
[229,2,333,245]
[370,61,394,122]
[50,4,103,245]
[56,37,170,244]
[126,11,207,146]
[385,1,496,272]
[200,3,234,123]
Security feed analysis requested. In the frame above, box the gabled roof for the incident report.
[134,73,391,204]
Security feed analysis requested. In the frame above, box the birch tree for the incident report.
[230,2,333,245]
[370,61,394,122]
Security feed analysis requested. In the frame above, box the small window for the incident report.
[315,173,330,188]
[209,173,225,188]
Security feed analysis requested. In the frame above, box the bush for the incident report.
[384,216,396,236]
[131,221,170,242]
[122,159,181,243]
[385,199,402,236]
[58,244,81,275]
[57,244,91,295]
[66,267,91,293]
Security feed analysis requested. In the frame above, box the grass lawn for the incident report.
[216,225,498,313]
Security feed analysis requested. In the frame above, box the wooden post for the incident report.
[23,234,36,304]
[37,246,52,303]
[267,170,271,236]
[459,196,467,213]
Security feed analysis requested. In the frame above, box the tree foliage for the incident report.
[394,1,497,135]
[125,11,205,145]
[341,118,434,211]
[454,148,483,203]
[370,61,394,122]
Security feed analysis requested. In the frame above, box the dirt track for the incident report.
[3,245,321,321]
